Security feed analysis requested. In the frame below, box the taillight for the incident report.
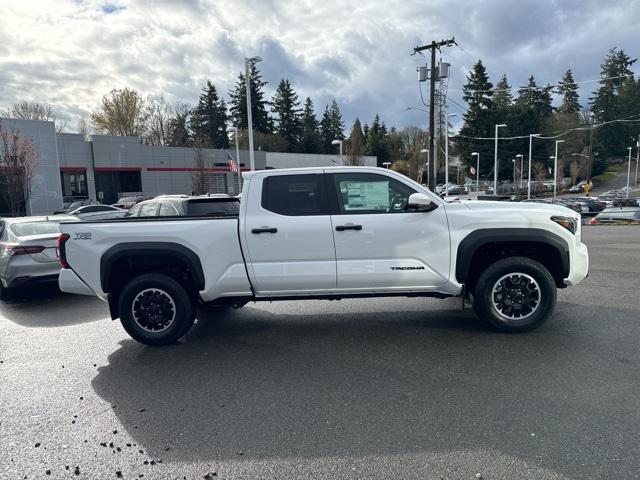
[0,244,46,256]
[589,217,599,225]
[57,233,70,269]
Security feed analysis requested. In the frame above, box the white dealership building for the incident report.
[0,118,376,216]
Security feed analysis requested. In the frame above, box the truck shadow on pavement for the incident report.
[0,284,108,328]
[90,301,637,478]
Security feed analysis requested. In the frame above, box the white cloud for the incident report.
[0,0,638,131]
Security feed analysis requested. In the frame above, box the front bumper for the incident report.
[564,241,589,287]
[58,268,95,296]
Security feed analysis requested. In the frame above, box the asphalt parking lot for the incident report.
[1,226,639,480]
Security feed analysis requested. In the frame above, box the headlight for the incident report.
[551,215,577,234]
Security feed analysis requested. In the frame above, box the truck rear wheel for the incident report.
[118,273,196,346]
[472,256,557,332]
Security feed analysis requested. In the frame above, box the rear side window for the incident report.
[186,199,239,216]
[159,202,179,216]
[261,174,326,216]
[11,221,61,237]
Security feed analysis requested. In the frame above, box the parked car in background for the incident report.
[552,198,584,214]
[0,216,78,299]
[569,181,592,193]
[53,199,101,215]
[124,195,240,218]
[589,208,640,225]
[574,197,606,212]
[112,195,145,209]
[67,205,127,221]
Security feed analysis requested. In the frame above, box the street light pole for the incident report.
[471,152,479,192]
[230,127,241,194]
[245,56,262,171]
[420,149,429,186]
[550,156,555,198]
[331,139,343,165]
[515,154,523,189]
[554,140,565,199]
[627,146,633,198]
[636,140,639,186]
[444,113,457,197]
[494,123,507,194]
[527,133,540,199]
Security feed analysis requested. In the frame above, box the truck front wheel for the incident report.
[472,256,557,332]
[118,273,196,346]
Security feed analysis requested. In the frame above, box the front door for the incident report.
[243,172,336,295]
[328,172,450,291]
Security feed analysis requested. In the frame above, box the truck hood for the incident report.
[460,200,579,218]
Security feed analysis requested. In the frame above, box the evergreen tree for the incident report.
[457,59,496,177]
[271,79,302,152]
[320,99,345,153]
[366,114,390,166]
[228,64,270,134]
[191,81,228,148]
[299,97,322,153]
[590,47,637,160]
[493,74,513,111]
[557,69,581,114]
[346,118,366,166]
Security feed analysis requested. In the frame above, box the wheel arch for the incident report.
[100,242,205,294]
[456,228,570,290]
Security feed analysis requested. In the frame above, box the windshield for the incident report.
[11,221,62,237]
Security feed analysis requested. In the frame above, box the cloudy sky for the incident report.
[0,0,638,133]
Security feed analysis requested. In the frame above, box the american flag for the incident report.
[226,152,238,172]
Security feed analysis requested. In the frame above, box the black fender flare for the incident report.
[455,228,570,284]
[100,242,205,293]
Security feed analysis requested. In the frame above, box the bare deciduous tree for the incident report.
[77,117,90,136]
[0,127,38,217]
[3,101,55,121]
[144,94,172,146]
[91,88,147,137]
[570,159,581,185]
[191,147,209,195]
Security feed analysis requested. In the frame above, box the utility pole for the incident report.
[412,37,456,192]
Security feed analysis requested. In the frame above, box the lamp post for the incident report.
[554,140,565,199]
[331,139,343,165]
[627,146,633,198]
[527,133,540,199]
[494,123,507,194]
[471,152,480,192]
[245,56,262,171]
[515,154,523,189]
[444,113,457,197]
[636,140,639,186]
[420,149,430,186]
[229,126,242,195]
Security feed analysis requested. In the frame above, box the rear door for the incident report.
[328,171,450,291]
[242,172,336,294]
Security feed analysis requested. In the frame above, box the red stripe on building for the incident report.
[60,167,87,173]
[94,167,142,172]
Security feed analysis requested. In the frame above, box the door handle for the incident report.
[335,224,362,231]
[251,227,278,234]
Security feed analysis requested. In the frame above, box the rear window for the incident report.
[186,199,239,216]
[11,221,62,237]
[600,211,640,218]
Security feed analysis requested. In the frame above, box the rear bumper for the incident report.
[58,268,96,296]
[564,242,589,287]
[1,262,61,288]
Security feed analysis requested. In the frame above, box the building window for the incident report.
[60,172,88,198]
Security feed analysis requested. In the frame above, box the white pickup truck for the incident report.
[58,167,589,345]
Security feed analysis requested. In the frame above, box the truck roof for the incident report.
[242,165,390,179]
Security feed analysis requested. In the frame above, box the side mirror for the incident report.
[407,193,434,212]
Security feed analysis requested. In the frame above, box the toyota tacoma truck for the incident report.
[58,167,589,345]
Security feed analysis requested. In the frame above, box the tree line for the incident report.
[455,47,639,183]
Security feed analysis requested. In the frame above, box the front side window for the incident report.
[262,174,326,216]
[139,202,159,217]
[332,173,417,214]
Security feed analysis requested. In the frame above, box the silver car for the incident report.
[67,205,127,221]
[0,216,77,299]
